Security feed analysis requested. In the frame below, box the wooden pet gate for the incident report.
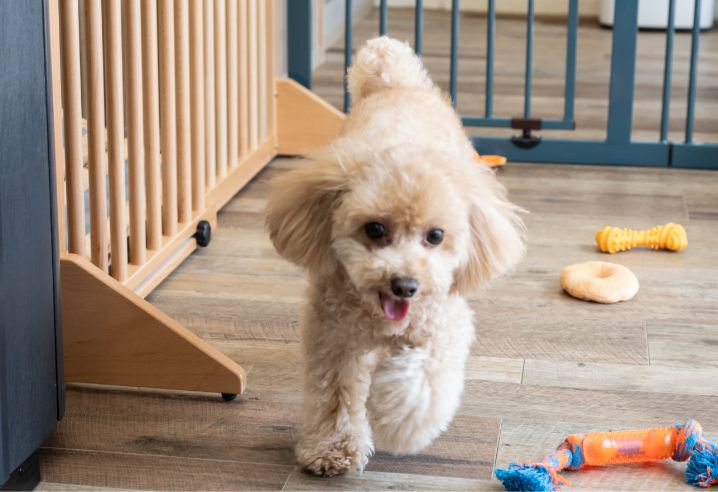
[48,0,343,398]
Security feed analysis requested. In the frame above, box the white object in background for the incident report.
[600,0,714,29]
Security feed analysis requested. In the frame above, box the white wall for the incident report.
[277,0,373,71]
[324,0,374,53]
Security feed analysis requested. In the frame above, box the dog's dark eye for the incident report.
[364,222,386,240]
[426,228,444,246]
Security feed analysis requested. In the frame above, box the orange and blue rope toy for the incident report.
[496,420,718,491]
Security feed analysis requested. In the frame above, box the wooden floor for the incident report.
[313,8,718,143]
[40,9,718,492]
[40,157,718,490]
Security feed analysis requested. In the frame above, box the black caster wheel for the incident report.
[195,220,212,247]
[221,393,237,402]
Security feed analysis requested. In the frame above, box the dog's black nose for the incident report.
[390,277,419,298]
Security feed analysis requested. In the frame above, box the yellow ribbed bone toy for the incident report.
[596,223,688,254]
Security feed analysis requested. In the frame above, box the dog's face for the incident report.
[330,156,470,323]
[266,146,524,326]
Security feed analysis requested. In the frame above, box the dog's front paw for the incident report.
[296,439,368,477]
[303,453,354,477]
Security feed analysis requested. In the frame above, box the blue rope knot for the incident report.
[674,419,703,462]
[495,462,570,492]
[569,444,585,470]
[558,438,585,470]
[685,440,718,487]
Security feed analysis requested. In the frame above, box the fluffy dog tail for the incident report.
[347,36,433,103]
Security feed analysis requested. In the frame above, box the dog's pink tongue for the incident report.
[380,294,410,321]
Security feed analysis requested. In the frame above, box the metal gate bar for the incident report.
[606,0,638,144]
[415,0,423,56]
[449,0,459,105]
[685,0,702,143]
[287,0,312,89]
[380,0,388,35]
[524,0,534,118]
[344,0,353,112]
[563,0,578,126]
[660,0,676,142]
[485,0,495,117]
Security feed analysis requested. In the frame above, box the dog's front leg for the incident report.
[367,300,475,454]
[295,315,375,476]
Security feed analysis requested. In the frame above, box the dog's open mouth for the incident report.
[379,292,410,322]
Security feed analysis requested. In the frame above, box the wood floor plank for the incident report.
[509,188,689,221]
[686,192,718,221]
[465,356,524,384]
[175,254,302,278]
[39,449,293,491]
[36,483,129,491]
[472,312,648,364]
[367,415,501,480]
[499,163,718,198]
[220,196,268,214]
[471,269,718,329]
[149,272,307,303]
[213,340,304,405]
[218,210,267,229]
[160,227,277,260]
[459,381,718,429]
[283,468,501,491]
[522,359,718,397]
[647,323,718,369]
[149,294,301,342]
[147,271,306,342]
[46,386,299,465]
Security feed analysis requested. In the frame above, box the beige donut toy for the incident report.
[560,261,639,304]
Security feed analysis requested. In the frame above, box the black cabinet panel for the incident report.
[0,0,63,484]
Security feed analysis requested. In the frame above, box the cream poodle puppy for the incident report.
[266,36,525,477]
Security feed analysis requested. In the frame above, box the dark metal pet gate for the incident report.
[288,0,717,169]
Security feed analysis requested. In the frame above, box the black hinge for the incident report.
[511,118,542,149]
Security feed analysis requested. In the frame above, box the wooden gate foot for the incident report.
[61,254,245,396]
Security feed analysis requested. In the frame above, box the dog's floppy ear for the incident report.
[265,156,347,277]
[453,162,526,294]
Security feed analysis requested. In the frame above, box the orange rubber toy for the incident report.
[496,420,718,491]
[595,223,688,254]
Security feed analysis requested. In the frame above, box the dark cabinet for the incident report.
[0,0,64,489]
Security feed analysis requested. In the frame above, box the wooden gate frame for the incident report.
[48,0,343,398]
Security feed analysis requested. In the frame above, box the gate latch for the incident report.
[511,118,542,149]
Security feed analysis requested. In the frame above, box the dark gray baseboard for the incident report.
[0,452,40,491]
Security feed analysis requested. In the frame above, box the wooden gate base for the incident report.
[277,78,345,156]
[61,254,245,397]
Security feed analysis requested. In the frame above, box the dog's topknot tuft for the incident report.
[347,36,433,103]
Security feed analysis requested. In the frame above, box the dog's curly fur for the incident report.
[266,37,525,477]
